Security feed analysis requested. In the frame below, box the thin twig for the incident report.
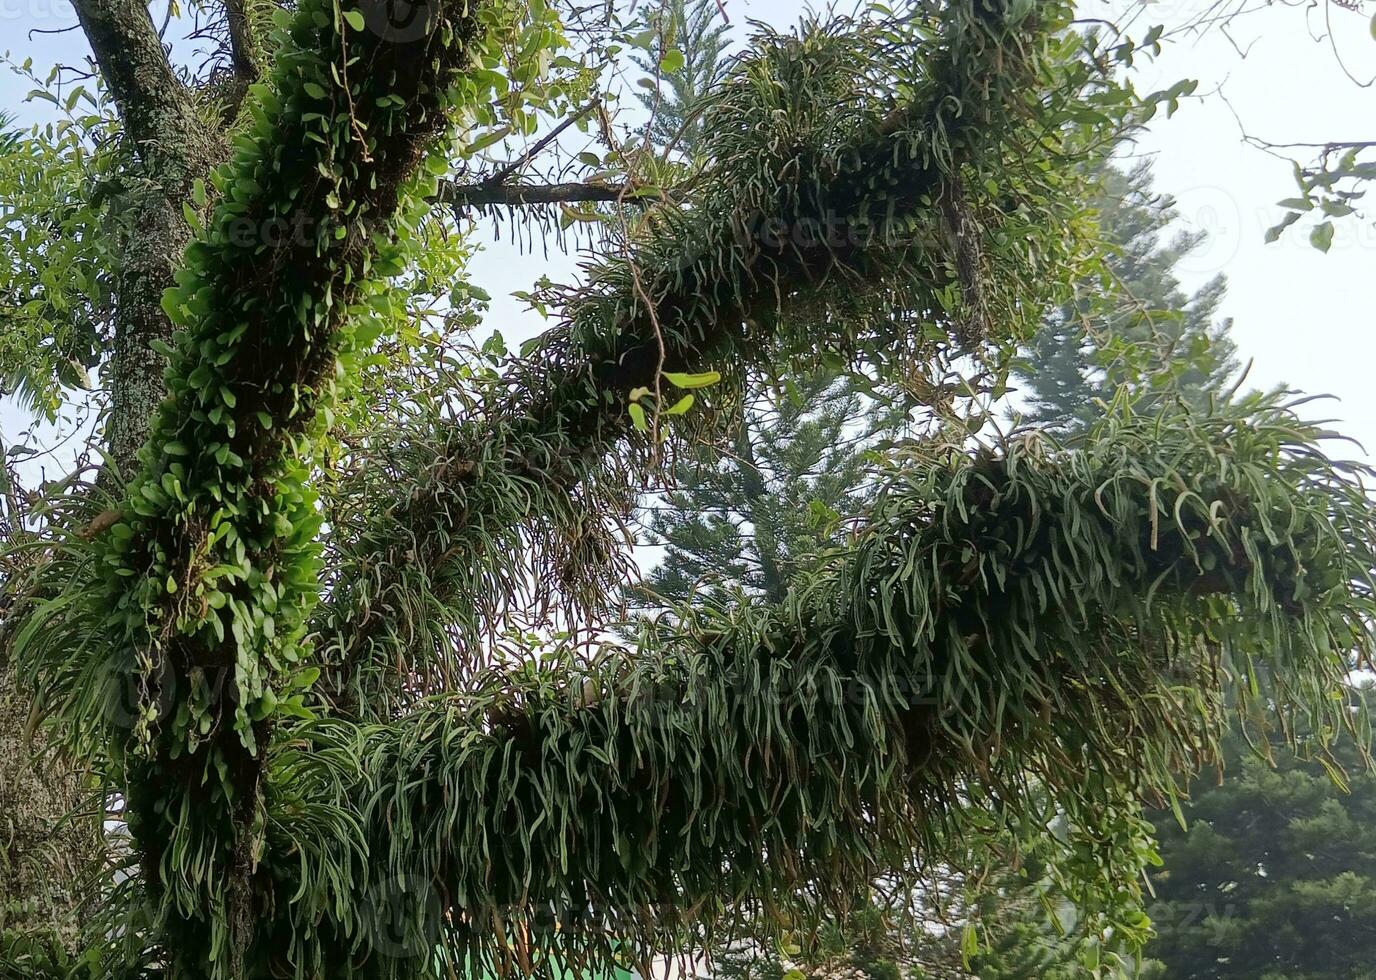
[482,98,603,189]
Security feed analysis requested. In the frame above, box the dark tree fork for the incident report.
[3,1,1376,979]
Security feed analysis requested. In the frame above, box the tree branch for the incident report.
[223,0,262,84]
[438,178,633,209]
[483,97,601,187]
[290,396,1376,974]
[71,0,205,189]
[435,99,642,211]
[317,1,1072,711]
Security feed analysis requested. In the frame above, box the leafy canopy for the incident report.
[3,3,1375,980]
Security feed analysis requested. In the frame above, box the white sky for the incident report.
[2,0,1375,457]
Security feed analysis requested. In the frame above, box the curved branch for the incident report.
[286,395,1376,973]
[318,0,1088,712]
[71,0,204,187]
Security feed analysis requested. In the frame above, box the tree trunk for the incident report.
[1,0,214,942]
[104,185,198,474]
[0,0,227,956]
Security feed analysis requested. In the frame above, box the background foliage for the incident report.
[1145,684,1376,980]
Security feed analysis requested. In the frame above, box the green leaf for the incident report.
[961,922,979,963]
[664,394,694,416]
[628,402,648,433]
[663,370,721,389]
[302,81,328,100]
[251,689,278,721]
[343,8,365,31]
[1081,940,1100,971]
[1265,210,1303,243]
[467,125,511,154]
[659,48,685,73]
[1310,221,1334,253]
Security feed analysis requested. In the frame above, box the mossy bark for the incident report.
[69,0,217,469]
[104,184,201,472]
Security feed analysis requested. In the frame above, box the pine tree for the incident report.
[629,0,903,612]
[630,0,732,153]
[1143,685,1376,980]
[1017,161,1238,431]
[636,373,902,608]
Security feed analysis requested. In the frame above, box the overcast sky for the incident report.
[2,0,1374,460]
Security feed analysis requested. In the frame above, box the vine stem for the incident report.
[333,0,372,162]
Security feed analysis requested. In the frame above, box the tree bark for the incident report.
[104,187,200,473]
[439,178,631,210]
[70,0,216,468]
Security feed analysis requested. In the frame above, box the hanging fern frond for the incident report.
[316,0,1112,714]
[266,391,1376,978]
[7,2,1375,978]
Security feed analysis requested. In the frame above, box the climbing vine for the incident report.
[59,0,516,972]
